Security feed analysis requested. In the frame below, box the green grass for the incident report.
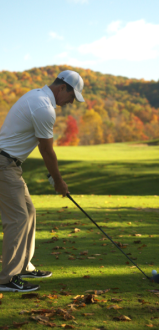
[22,143,159,195]
[0,143,159,329]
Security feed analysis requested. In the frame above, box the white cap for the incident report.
[57,70,85,102]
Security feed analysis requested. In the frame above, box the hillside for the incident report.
[0,65,159,145]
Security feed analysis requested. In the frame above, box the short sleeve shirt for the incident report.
[0,85,56,162]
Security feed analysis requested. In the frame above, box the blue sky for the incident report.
[1,0,159,81]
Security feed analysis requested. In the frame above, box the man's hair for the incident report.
[52,78,73,92]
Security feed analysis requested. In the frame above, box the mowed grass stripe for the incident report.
[0,143,159,329]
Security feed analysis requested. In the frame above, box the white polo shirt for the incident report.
[0,85,56,162]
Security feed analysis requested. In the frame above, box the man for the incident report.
[0,70,85,292]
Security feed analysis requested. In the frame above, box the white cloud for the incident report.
[106,20,122,33]
[49,31,63,40]
[78,20,159,61]
[24,53,31,61]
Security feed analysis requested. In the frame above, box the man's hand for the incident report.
[54,178,69,197]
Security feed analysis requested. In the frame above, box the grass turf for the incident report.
[0,143,159,329]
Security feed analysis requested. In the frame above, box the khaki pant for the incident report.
[0,154,36,284]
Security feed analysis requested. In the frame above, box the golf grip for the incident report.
[66,193,150,280]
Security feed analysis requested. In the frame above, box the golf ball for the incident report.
[152,270,157,275]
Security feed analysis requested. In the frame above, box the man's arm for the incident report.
[38,137,69,196]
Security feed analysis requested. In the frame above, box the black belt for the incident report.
[0,150,22,167]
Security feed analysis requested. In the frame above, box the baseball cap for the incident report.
[57,70,85,102]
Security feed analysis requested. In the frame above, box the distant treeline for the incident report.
[0,64,159,145]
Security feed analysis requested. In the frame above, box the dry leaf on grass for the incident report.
[107,304,123,310]
[30,308,55,314]
[113,315,131,321]
[71,228,80,233]
[83,313,94,316]
[83,275,90,279]
[61,325,75,329]
[133,234,142,237]
[60,289,71,296]
[21,293,39,299]
[146,325,154,328]
[13,321,29,328]
[46,294,59,300]
[79,250,88,255]
[58,209,65,213]
[111,298,123,302]
[0,294,3,299]
[19,310,29,315]
[148,290,159,294]
[138,299,150,304]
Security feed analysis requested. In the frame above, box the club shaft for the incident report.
[67,193,149,279]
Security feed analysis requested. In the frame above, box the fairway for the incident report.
[0,143,159,329]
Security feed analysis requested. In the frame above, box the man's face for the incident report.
[56,85,75,106]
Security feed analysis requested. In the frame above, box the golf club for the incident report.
[47,174,159,283]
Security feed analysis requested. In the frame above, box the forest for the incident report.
[0,64,159,145]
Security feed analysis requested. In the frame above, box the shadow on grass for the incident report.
[1,208,158,278]
[0,271,156,329]
[22,157,159,195]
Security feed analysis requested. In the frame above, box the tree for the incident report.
[79,109,104,145]
[57,115,79,146]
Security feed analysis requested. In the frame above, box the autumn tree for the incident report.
[79,109,104,145]
[57,115,79,146]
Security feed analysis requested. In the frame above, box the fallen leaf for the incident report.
[79,250,88,255]
[83,275,90,279]
[19,310,29,314]
[148,290,159,293]
[138,299,150,304]
[0,294,3,299]
[116,242,128,248]
[114,315,131,321]
[22,293,39,299]
[87,257,95,259]
[134,240,141,244]
[84,294,97,304]
[133,234,142,237]
[60,289,71,296]
[58,209,65,213]
[83,313,94,316]
[61,325,75,329]
[111,298,123,302]
[107,304,122,310]
[13,321,29,328]
[46,294,59,300]
[146,325,154,328]
[71,228,80,233]
[30,308,55,314]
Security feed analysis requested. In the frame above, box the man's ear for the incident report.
[59,84,67,92]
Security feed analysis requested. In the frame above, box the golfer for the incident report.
[0,70,85,292]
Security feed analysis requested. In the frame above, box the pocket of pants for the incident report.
[0,156,14,169]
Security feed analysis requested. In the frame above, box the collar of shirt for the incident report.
[42,85,56,109]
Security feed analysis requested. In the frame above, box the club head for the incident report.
[150,274,159,283]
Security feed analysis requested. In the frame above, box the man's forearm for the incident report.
[38,145,62,183]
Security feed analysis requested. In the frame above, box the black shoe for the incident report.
[0,275,40,292]
[20,269,52,279]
